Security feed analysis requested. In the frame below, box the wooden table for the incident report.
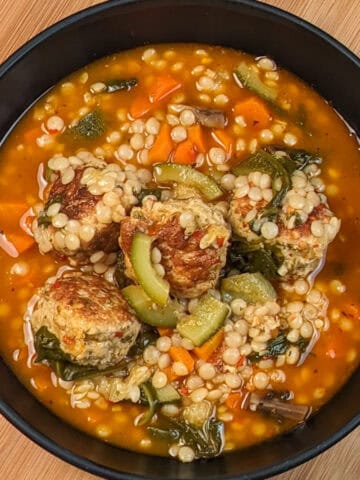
[0,1,359,479]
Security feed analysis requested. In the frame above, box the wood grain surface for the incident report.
[0,1,359,479]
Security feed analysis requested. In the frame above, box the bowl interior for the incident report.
[0,1,359,479]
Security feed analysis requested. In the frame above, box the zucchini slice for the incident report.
[221,273,277,304]
[122,285,180,328]
[130,232,170,306]
[153,163,223,201]
[177,295,228,347]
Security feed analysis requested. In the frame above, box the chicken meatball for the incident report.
[32,152,149,262]
[30,272,140,369]
[229,164,340,280]
[119,196,230,298]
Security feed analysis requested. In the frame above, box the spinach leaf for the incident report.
[128,325,159,357]
[137,382,159,425]
[248,331,310,362]
[37,214,52,228]
[44,194,63,210]
[34,326,128,381]
[67,108,106,140]
[137,188,162,204]
[105,78,138,93]
[148,417,224,458]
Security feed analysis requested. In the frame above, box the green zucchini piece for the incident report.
[130,232,170,306]
[221,273,277,305]
[234,63,277,103]
[153,164,223,201]
[177,295,228,347]
[155,384,181,403]
[122,285,180,327]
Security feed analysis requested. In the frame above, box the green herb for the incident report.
[44,194,63,210]
[44,164,53,182]
[37,214,52,228]
[225,236,282,281]
[148,417,224,458]
[34,326,128,381]
[248,331,310,362]
[234,63,277,103]
[137,188,162,204]
[67,108,106,140]
[138,382,158,425]
[104,78,138,93]
[114,251,132,289]
[128,325,159,357]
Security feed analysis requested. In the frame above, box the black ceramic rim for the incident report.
[0,1,359,479]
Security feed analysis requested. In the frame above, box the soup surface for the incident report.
[0,44,359,462]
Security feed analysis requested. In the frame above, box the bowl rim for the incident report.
[0,1,359,479]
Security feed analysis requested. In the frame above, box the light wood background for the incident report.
[0,1,359,479]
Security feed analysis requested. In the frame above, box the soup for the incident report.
[0,44,359,463]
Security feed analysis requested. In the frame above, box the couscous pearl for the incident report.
[179,211,195,229]
[259,129,274,142]
[209,147,226,165]
[172,361,189,376]
[220,173,236,191]
[262,189,273,202]
[130,119,145,134]
[145,117,160,135]
[61,167,75,185]
[261,221,279,239]
[286,345,300,364]
[214,94,229,106]
[171,125,187,143]
[231,299,246,316]
[180,109,196,126]
[248,186,262,202]
[223,348,241,365]
[47,202,61,217]
[288,315,303,330]
[257,57,276,71]
[158,353,171,369]
[259,173,272,189]
[143,345,161,365]
[186,375,204,390]
[198,363,216,380]
[287,329,300,343]
[248,171,262,186]
[37,134,54,148]
[46,115,64,132]
[152,371,168,389]
[235,320,249,336]
[52,213,68,228]
[300,322,314,338]
[234,183,250,198]
[225,373,242,389]
[307,289,322,304]
[142,48,156,62]
[197,75,215,91]
[79,224,96,242]
[130,133,144,150]
[253,372,269,390]
[10,262,30,276]
[103,191,119,207]
[294,279,309,295]
[178,446,195,463]
[65,233,80,251]
[49,156,69,171]
[151,247,162,264]
[287,301,304,313]
[288,193,305,210]
[90,82,106,93]
[154,263,165,278]
[94,262,107,274]
[117,144,134,160]
[90,251,105,264]
[283,132,297,146]
[311,220,324,237]
[225,331,242,348]
[190,387,208,403]
[329,279,346,294]
[66,219,81,234]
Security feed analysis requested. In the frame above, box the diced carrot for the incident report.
[24,127,41,143]
[148,123,174,164]
[148,75,182,103]
[234,97,272,129]
[169,346,195,374]
[162,365,179,383]
[212,129,233,155]
[193,329,224,361]
[6,232,35,254]
[226,392,243,410]
[187,124,207,153]
[157,327,174,336]
[129,94,152,119]
[173,139,197,165]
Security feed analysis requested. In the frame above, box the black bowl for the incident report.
[0,1,359,479]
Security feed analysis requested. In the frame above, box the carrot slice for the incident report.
[6,232,35,254]
[149,75,182,103]
[162,365,179,383]
[129,94,152,119]
[212,129,233,155]
[173,139,197,165]
[234,97,272,129]
[193,329,224,361]
[226,392,243,410]
[169,346,195,374]
[187,124,207,153]
[148,123,174,164]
